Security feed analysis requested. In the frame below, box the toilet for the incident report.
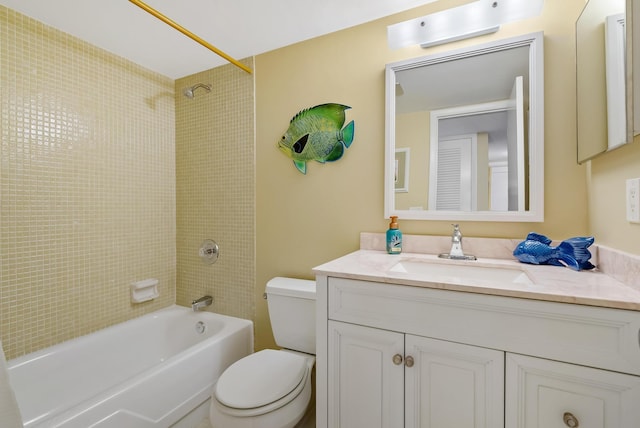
[209,277,316,428]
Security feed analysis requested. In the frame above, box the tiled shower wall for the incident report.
[0,7,176,359]
[175,61,255,321]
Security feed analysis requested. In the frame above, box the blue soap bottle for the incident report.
[386,216,402,254]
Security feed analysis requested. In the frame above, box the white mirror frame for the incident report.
[384,32,544,222]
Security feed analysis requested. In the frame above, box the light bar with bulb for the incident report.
[388,0,544,50]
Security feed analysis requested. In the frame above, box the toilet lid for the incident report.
[215,349,307,409]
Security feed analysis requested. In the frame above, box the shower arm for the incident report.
[191,83,211,93]
[184,83,212,98]
[129,0,252,74]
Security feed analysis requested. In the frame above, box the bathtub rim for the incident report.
[7,304,254,428]
[8,304,252,368]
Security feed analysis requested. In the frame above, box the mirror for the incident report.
[576,0,636,163]
[384,32,544,222]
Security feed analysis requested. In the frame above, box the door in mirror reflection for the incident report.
[426,76,525,212]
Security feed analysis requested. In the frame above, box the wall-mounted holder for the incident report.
[199,239,219,264]
[131,278,159,303]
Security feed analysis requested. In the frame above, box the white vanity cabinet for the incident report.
[506,353,640,428]
[328,321,504,428]
[316,276,640,428]
[327,321,404,428]
[405,335,504,428]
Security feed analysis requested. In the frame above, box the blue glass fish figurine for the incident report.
[278,103,355,174]
[513,232,596,271]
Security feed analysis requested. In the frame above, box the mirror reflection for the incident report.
[385,32,544,222]
[576,0,630,163]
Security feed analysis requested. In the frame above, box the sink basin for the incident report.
[388,259,533,286]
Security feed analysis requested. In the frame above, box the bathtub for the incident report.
[7,305,253,428]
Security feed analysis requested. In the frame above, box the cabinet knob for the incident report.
[405,356,414,367]
[392,354,403,365]
[563,412,579,427]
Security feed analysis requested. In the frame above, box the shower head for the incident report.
[183,83,212,98]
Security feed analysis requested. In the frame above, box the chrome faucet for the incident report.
[191,295,213,311]
[439,224,477,260]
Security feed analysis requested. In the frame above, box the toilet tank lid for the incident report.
[266,277,316,299]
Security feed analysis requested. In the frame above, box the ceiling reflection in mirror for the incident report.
[385,32,544,222]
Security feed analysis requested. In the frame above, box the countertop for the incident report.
[313,249,640,311]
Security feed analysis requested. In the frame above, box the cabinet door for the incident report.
[506,353,640,428]
[405,335,504,428]
[328,320,405,428]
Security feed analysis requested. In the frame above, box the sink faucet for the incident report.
[450,224,464,257]
[439,224,477,260]
[191,295,213,311]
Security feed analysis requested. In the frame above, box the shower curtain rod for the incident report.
[129,0,253,74]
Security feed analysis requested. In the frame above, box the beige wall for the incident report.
[255,0,591,349]
[589,140,640,253]
[396,111,430,210]
[175,61,255,321]
[0,7,176,359]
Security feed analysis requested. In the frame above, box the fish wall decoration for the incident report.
[513,232,596,271]
[277,103,355,174]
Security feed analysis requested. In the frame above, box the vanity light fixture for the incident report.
[388,0,544,50]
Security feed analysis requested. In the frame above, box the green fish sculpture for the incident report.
[278,103,355,174]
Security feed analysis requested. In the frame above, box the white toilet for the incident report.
[209,277,316,428]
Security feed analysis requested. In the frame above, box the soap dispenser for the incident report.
[386,216,402,254]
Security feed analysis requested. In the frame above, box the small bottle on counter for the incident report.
[386,216,402,254]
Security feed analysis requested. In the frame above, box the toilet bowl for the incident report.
[209,277,316,428]
[210,349,314,428]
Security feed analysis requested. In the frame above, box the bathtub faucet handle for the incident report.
[191,295,213,311]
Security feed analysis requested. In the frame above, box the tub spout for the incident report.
[192,295,213,311]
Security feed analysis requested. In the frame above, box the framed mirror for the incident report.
[384,32,544,222]
[576,0,635,163]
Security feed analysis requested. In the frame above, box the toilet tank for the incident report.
[266,277,316,354]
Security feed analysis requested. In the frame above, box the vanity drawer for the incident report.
[327,277,640,375]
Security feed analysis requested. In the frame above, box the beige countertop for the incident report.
[313,249,640,311]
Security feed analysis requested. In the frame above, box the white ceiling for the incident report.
[0,0,440,79]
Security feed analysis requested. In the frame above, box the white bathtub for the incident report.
[7,305,253,428]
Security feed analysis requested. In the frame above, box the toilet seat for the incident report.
[214,349,309,416]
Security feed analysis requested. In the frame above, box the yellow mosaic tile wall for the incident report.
[175,61,255,322]
[0,7,176,360]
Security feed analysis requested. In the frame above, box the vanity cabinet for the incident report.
[405,335,504,428]
[506,353,640,428]
[317,276,640,428]
[328,320,504,428]
[327,321,404,427]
